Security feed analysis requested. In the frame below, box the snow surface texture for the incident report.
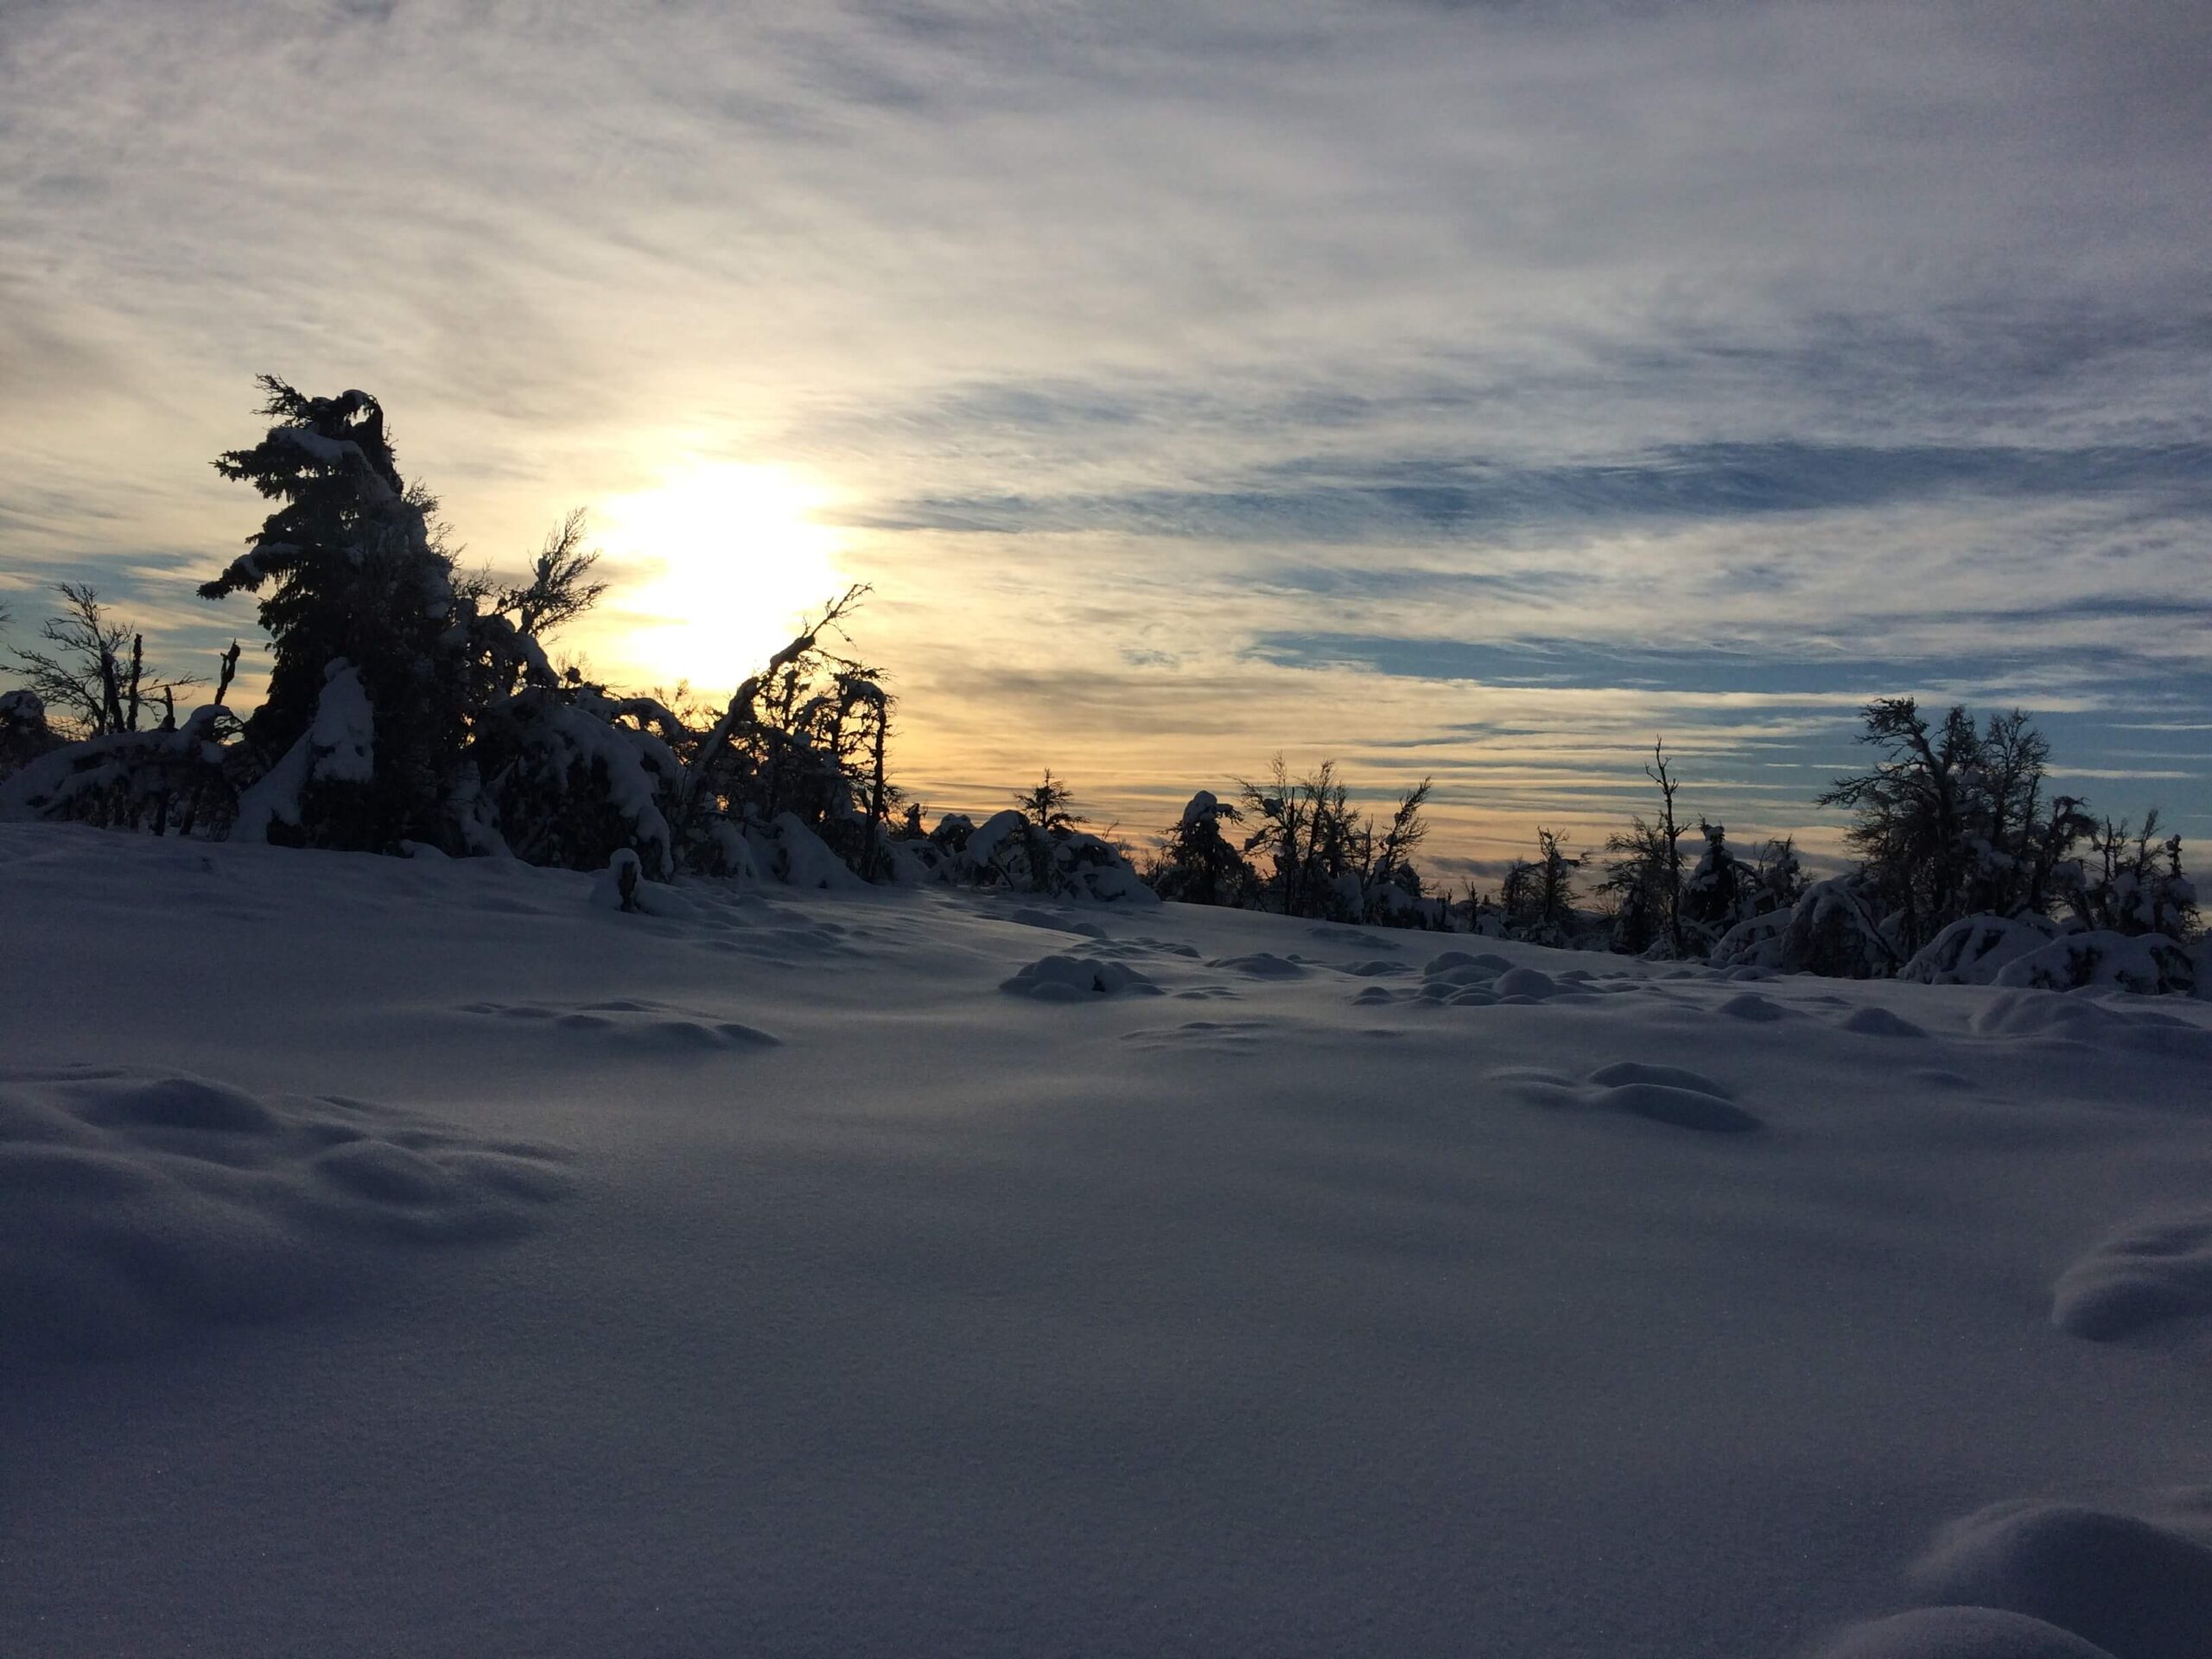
[1816,1491,2212,1657]
[0,1064,573,1362]
[3,822,2212,1658]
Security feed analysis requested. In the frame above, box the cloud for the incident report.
[1,0,2207,858]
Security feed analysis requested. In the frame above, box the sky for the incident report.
[3,0,2209,879]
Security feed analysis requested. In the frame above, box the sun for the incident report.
[597,461,846,691]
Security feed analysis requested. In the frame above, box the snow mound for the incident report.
[0,1065,574,1362]
[1408,950,1587,1007]
[1596,1081,1762,1133]
[1496,1061,1761,1133]
[1425,950,1511,982]
[1905,1497,2212,1659]
[459,999,779,1052]
[1001,954,1162,1001]
[1007,906,1107,938]
[2051,1211,2212,1341]
[1337,958,1408,977]
[1211,952,1306,978]
[1840,1006,1928,1039]
[1309,925,1397,950]
[1587,1061,1736,1096]
[1494,966,1559,1000]
[1717,992,1790,1021]
[1969,991,2124,1042]
[1812,1606,2119,1658]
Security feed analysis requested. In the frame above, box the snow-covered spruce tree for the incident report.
[1678,821,1742,941]
[1148,790,1258,906]
[201,379,471,851]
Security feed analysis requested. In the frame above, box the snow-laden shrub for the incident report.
[1054,829,1158,904]
[1150,790,1257,906]
[1707,908,1789,970]
[1899,912,2062,986]
[749,812,866,891]
[1992,930,2198,997]
[2075,816,2199,942]
[588,848,700,918]
[1366,880,1447,928]
[0,703,240,836]
[0,689,59,780]
[960,809,1030,886]
[467,683,683,877]
[957,808,1155,904]
[1712,876,1897,979]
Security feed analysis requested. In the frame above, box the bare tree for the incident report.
[1648,740,1685,954]
[11,583,200,737]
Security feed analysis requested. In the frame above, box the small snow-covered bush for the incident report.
[1899,913,2061,986]
[588,848,700,918]
[954,802,1156,905]
[1149,790,1257,906]
[749,812,866,891]
[0,689,59,781]
[1713,877,1897,979]
[467,683,683,876]
[1993,930,2198,998]
[0,703,241,836]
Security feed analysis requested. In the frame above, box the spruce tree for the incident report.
[201,379,468,850]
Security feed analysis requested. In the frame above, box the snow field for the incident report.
[3,822,2211,1657]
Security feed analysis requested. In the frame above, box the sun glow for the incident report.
[598,461,846,692]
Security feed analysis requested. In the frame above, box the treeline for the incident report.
[0,378,2202,993]
[1135,710,2203,994]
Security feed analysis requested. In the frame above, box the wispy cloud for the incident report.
[2,0,2208,859]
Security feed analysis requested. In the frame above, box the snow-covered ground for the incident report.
[4,822,2210,1658]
